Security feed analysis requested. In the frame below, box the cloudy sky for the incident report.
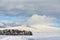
[0,0,60,28]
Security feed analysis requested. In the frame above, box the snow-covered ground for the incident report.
[0,32,60,40]
[0,26,60,40]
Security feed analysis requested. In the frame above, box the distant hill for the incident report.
[0,25,60,34]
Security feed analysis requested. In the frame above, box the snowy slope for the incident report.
[0,33,60,40]
[0,26,60,40]
[0,25,60,33]
[0,26,40,32]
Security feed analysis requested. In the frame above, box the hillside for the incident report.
[0,25,60,34]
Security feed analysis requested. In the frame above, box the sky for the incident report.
[0,0,60,28]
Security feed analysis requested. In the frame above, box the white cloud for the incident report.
[0,14,60,33]
[26,14,56,26]
[24,14,60,33]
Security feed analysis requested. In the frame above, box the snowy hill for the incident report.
[0,26,60,40]
[0,25,60,33]
[0,26,40,32]
[0,33,60,40]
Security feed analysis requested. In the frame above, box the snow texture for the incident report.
[0,33,60,40]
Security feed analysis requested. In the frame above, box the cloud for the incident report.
[0,0,60,30]
[24,14,60,33]
[0,0,60,18]
[0,14,60,33]
[0,14,56,28]
[0,20,24,28]
[26,14,56,26]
